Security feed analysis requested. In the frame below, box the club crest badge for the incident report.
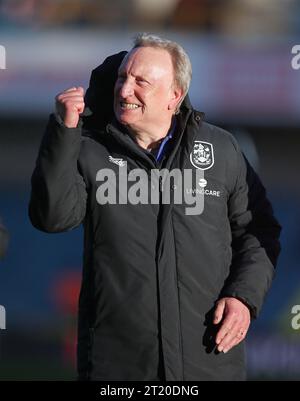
[190,141,214,170]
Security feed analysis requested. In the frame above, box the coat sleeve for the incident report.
[29,114,87,233]
[220,140,281,318]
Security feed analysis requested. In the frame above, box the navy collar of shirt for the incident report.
[154,119,176,162]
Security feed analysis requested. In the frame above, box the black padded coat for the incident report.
[29,52,281,381]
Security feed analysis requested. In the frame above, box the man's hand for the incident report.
[55,87,85,128]
[213,297,251,353]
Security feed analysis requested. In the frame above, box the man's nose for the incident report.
[119,79,134,98]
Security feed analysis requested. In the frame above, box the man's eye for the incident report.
[137,79,148,86]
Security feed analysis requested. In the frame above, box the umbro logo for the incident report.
[108,156,126,167]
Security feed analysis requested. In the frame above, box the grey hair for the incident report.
[131,33,192,113]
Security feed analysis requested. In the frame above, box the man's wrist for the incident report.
[54,112,82,129]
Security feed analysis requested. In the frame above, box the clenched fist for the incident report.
[55,87,85,128]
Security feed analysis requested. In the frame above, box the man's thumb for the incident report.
[213,299,225,324]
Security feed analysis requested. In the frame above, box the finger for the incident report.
[56,87,83,100]
[219,311,250,352]
[57,91,84,99]
[69,102,85,113]
[217,321,240,352]
[59,95,85,103]
[220,337,239,354]
[63,87,78,93]
[214,299,225,325]
[215,313,238,345]
[220,327,247,353]
[78,104,85,114]
[59,101,84,116]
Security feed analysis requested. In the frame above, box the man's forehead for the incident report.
[118,47,173,73]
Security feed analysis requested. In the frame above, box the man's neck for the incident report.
[128,118,175,150]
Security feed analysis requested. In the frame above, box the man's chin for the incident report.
[116,114,132,126]
[114,111,137,130]
[117,117,129,126]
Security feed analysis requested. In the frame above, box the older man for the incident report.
[29,33,281,381]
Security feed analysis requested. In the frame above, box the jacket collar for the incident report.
[105,107,193,169]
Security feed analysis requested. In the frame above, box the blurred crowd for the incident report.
[0,0,299,35]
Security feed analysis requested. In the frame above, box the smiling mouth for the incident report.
[120,101,141,110]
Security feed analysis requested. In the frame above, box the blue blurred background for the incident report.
[0,0,300,380]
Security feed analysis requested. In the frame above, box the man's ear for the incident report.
[168,87,183,112]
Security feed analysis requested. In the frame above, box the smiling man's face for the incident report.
[114,46,181,136]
